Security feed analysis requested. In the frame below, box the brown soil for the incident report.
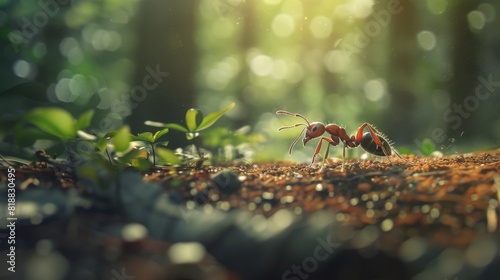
[148,150,500,247]
[2,149,500,279]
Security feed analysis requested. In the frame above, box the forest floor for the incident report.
[1,149,500,279]
[168,150,500,251]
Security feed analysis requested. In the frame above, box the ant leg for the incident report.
[311,137,335,166]
[358,123,407,164]
[355,123,383,147]
[382,145,393,163]
[322,143,331,169]
[392,148,406,160]
[356,123,396,165]
[341,143,346,172]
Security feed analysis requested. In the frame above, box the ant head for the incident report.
[303,122,325,145]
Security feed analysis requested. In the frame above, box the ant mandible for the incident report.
[276,110,404,171]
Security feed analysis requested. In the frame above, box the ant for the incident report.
[276,110,404,171]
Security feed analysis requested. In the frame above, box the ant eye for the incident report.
[312,126,317,132]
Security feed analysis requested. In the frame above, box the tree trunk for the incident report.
[128,0,198,148]
[447,1,479,142]
[386,0,418,144]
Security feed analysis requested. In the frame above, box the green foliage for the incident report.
[24,107,89,140]
[75,110,95,131]
[129,127,179,166]
[13,125,59,147]
[419,138,436,156]
[112,125,131,153]
[94,126,177,169]
[145,102,235,140]
[186,108,203,132]
[116,148,152,171]
[155,147,181,166]
[0,102,240,170]
[131,127,170,144]
[0,107,95,148]
[196,103,235,131]
[143,103,237,166]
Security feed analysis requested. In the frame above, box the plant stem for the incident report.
[193,137,202,159]
[151,143,156,166]
[105,148,113,165]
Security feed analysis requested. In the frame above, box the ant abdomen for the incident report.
[360,132,392,157]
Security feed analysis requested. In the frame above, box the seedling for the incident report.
[99,126,180,169]
[129,127,179,166]
[145,102,235,139]
[419,138,436,156]
[145,102,235,161]
[0,102,236,171]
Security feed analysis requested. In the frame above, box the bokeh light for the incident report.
[271,13,295,37]
[417,30,437,51]
[309,16,333,39]
[426,0,448,15]
[13,59,32,78]
[467,10,486,31]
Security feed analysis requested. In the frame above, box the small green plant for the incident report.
[129,127,180,166]
[87,126,133,165]
[88,126,180,170]
[145,102,235,140]
[0,102,237,170]
[145,102,235,163]
[419,138,436,156]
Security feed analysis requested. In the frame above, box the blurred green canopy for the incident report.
[1,0,499,161]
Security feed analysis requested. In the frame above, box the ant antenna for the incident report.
[276,110,311,126]
[276,110,311,155]
[278,123,307,131]
[287,127,306,155]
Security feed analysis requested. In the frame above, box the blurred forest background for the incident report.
[0,0,499,162]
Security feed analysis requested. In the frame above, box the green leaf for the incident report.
[96,137,108,152]
[113,125,131,152]
[13,125,59,147]
[186,108,203,132]
[144,120,189,133]
[24,107,76,139]
[153,128,169,142]
[117,148,148,164]
[163,123,189,133]
[156,147,181,165]
[154,141,169,147]
[132,132,154,143]
[197,102,235,131]
[131,157,153,171]
[75,110,94,131]
[421,138,435,156]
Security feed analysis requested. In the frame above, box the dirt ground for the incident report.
[1,149,500,279]
[148,150,500,245]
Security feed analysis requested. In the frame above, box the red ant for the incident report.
[276,110,404,171]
